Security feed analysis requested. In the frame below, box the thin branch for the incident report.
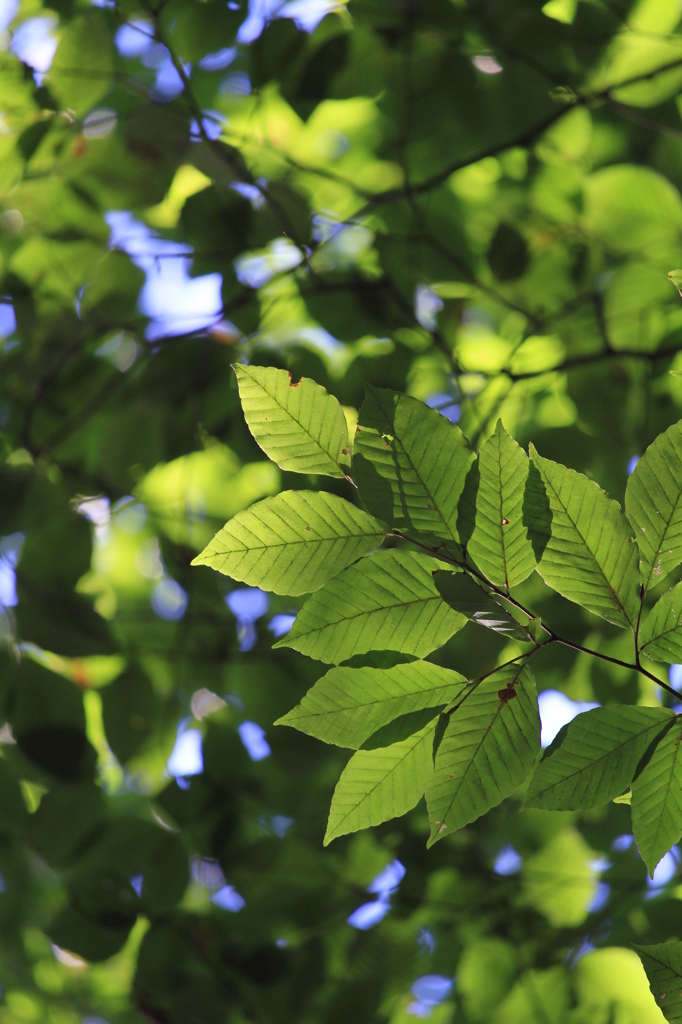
[390,530,681,701]
[498,341,682,382]
[390,530,538,621]
[546,629,681,701]
[355,53,682,214]
[608,99,682,141]
[445,650,538,717]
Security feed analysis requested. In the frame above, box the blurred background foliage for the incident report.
[3,0,682,1020]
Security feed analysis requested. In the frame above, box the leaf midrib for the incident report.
[373,388,458,542]
[639,452,682,591]
[432,666,526,835]
[640,593,682,653]
[287,593,448,639]
[530,720,669,801]
[208,503,383,555]
[645,725,682,864]
[635,947,682,979]
[287,680,467,722]
[327,722,435,838]
[538,457,632,625]
[494,433,511,592]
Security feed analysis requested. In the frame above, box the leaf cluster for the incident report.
[196,366,682,893]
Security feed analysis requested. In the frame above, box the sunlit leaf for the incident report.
[460,420,537,589]
[425,664,540,846]
[192,491,385,595]
[275,549,466,664]
[492,966,571,1024]
[523,829,597,928]
[639,582,682,662]
[276,660,468,748]
[48,12,115,115]
[353,386,475,543]
[635,941,682,1023]
[527,446,640,627]
[632,719,682,875]
[525,706,674,810]
[234,363,351,477]
[324,719,437,844]
[626,419,682,590]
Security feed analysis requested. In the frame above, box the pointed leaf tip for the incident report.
[528,449,639,627]
[460,421,536,589]
[191,491,384,595]
[325,719,437,842]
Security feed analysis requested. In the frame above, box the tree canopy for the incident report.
[6,0,682,1021]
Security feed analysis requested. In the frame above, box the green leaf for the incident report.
[192,491,384,595]
[457,937,518,1022]
[434,570,532,641]
[274,549,467,664]
[324,719,437,844]
[527,446,639,628]
[639,582,682,662]
[523,828,598,928]
[626,419,682,589]
[632,718,682,876]
[525,706,674,810]
[492,967,571,1024]
[425,664,540,846]
[634,941,682,1022]
[48,12,115,116]
[353,386,475,543]
[233,364,351,478]
[461,420,537,589]
[276,660,468,748]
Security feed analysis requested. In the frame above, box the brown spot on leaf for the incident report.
[501,518,510,526]
[498,682,518,705]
